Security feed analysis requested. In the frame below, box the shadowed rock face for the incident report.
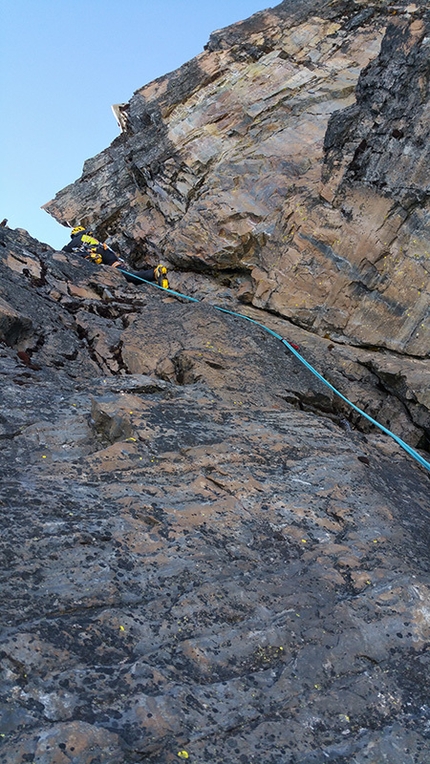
[1,223,430,763]
[43,0,430,358]
[2,0,430,761]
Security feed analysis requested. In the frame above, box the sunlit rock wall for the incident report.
[44,0,430,357]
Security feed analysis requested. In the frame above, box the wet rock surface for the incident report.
[1,226,430,763]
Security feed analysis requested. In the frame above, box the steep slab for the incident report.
[1,224,430,763]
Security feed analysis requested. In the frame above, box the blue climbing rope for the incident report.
[118,268,430,473]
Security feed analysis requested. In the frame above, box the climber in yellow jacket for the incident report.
[62,226,169,287]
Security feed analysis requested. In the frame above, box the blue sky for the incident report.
[1,0,271,250]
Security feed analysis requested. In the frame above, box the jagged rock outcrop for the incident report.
[2,0,430,762]
[44,0,430,360]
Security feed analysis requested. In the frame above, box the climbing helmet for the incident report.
[154,264,167,280]
[71,225,85,236]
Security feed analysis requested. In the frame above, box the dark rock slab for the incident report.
[1,226,430,763]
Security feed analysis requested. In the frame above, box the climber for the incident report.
[62,226,169,288]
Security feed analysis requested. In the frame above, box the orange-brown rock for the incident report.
[44,0,430,360]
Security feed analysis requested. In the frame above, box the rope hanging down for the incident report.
[118,268,430,473]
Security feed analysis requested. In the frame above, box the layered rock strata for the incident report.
[44,0,430,359]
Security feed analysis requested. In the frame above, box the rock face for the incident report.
[1,223,430,762]
[44,0,430,361]
[2,0,430,762]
